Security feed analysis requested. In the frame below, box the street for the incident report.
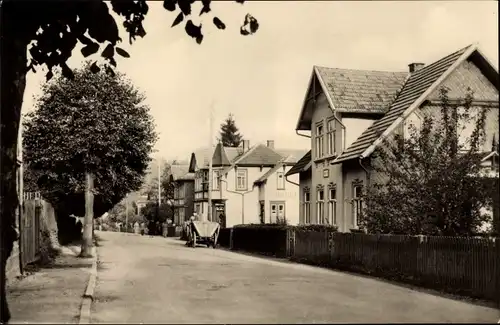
[91,231,499,324]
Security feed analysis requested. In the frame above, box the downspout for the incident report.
[358,157,370,188]
[296,130,311,139]
[220,178,255,225]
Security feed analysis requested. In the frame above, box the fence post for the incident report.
[229,228,234,250]
[286,228,295,258]
[496,237,500,309]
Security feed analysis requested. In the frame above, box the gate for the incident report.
[20,194,42,272]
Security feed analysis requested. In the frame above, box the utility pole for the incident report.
[207,102,214,222]
[158,158,161,206]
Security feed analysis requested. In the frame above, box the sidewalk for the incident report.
[7,244,93,324]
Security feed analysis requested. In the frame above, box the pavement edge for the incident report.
[78,245,98,324]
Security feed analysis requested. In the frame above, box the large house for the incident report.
[170,164,195,225]
[189,141,307,227]
[286,44,499,233]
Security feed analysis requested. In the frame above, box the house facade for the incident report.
[170,164,195,225]
[253,152,305,225]
[287,44,499,233]
[189,140,307,228]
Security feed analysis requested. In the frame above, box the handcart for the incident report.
[187,220,220,248]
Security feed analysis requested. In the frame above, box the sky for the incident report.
[22,1,499,163]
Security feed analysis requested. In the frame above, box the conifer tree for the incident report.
[218,114,243,147]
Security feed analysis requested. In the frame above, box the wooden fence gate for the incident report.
[20,195,42,272]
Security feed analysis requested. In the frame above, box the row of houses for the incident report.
[168,141,308,228]
[169,44,499,232]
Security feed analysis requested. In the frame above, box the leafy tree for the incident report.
[142,201,172,224]
[23,62,157,242]
[218,113,243,147]
[1,1,258,321]
[361,88,497,236]
[108,200,144,226]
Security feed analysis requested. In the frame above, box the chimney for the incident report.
[243,140,250,152]
[408,62,425,73]
[266,140,275,149]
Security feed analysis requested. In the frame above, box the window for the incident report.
[327,187,336,225]
[277,203,285,223]
[236,169,248,191]
[213,170,220,190]
[303,191,311,224]
[353,184,364,226]
[327,119,336,156]
[316,189,324,224]
[179,208,185,222]
[315,122,324,159]
[277,171,285,190]
[195,204,201,214]
[179,184,184,198]
[174,187,179,199]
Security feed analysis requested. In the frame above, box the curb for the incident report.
[78,246,98,325]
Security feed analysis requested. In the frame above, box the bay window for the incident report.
[315,122,324,159]
[327,119,336,156]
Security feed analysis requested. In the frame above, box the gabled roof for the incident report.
[237,144,283,166]
[254,157,289,185]
[221,144,308,175]
[170,164,190,181]
[296,66,408,130]
[189,145,243,172]
[274,148,310,164]
[334,44,498,164]
[285,150,312,176]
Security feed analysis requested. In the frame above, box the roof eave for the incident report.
[295,70,316,131]
[360,44,478,159]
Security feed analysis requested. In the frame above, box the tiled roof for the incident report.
[316,67,409,113]
[333,45,472,164]
[212,143,232,166]
[254,161,286,184]
[237,144,284,166]
[285,150,311,176]
[275,148,310,164]
[170,164,190,181]
[178,172,194,181]
[192,146,243,169]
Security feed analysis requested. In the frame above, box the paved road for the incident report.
[91,231,499,324]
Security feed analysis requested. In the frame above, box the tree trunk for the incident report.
[80,173,94,258]
[0,3,31,322]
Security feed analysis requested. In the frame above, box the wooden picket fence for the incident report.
[292,230,499,303]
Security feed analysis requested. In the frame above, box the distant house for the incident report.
[253,146,308,225]
[189,140,307,227]
[287,44,499,233]
[170,164,195,225]
[189,143,243,227]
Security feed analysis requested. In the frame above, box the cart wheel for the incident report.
[192,233,197,248]
[213,233,219,249]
